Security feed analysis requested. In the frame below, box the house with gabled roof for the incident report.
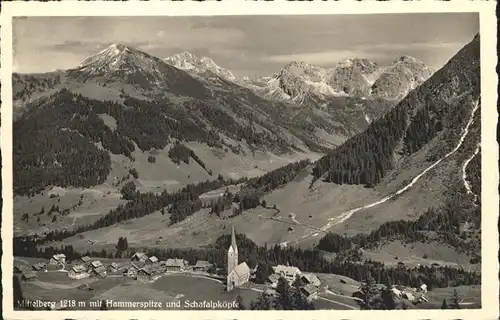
[22,271,37,281]
[146,256,159,265]
[108,262,120,273]
[301,273,321,287]
[49,253,66,265]
[268,273,281,288]
[92,266,107,279]
[131,252,148,262]
[80,256,92,265]
[164,258,187,272]
[137,266,157,282]
[32,262,47,272]
[68,265,90,279]
[273,265,301,284]
[194,260,213,272]
[124,262,141,277]
[300,284,319,301]
[90,260,103,269]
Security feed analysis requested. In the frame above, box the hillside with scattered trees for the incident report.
[312,34,480,187]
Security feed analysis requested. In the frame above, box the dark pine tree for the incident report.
[441,299,449,309]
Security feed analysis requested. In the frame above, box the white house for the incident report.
[146,256,159,265]
[68,265,90,279]
[90,260,103,269]
[131,252,148,262]
[49,253,66,265]
[273,265,301,284]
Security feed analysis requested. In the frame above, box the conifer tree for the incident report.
[358,275,378,310]
[380,287,396,310]
[250,292,272,310]
[451,289,461,309]
[274,277,294,310]
[441,299,448,309]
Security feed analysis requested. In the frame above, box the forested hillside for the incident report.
[312,34,480,186]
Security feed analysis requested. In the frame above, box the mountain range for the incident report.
[14,43,433,194]
[12,31,482,285]
[11,43,393,195]
[164,52,434,105]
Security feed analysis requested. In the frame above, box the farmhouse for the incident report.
[301,273,321,287]
[131,252,148,262]
[146,256,159,265]
[68,265,90,280]
[90,260,103,269]
[49,253,66,265]
[108,262,120,273]
[124,262,141,277]
[80,256,92,265]
[226,226,251,292]
[32,262,47,272]
[268,273,280,288]
[273,265,301,284]
[194,260,213,272]
[300,284,318,301]
[164,258,187,272]
[137,266,158,282]
[92,266,107,279]
[22,272,37,281]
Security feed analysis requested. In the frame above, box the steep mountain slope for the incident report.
[66,44,209,98]
[12,44,379,196]
[313,34,480,187]
[164,52,237,82]
[328,58,381,96]
[191,33,482,261]
[371,55,434,100]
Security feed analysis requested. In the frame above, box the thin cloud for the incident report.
[263,50,386,66]
[12,14,478,76]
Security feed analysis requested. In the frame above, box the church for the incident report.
[226,226,251,291]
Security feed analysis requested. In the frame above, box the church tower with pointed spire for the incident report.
[226,226,250,292]
[227,226,238,276]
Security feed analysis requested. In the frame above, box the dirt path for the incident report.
[281,100,480,246]
[462,144,480,201]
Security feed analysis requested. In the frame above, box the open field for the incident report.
[18,269,362,310]
[37,151,475,272]
[424,285,481,307]
[14,188,127,238]
[361,241,479,272]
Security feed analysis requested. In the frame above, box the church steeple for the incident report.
[227,225,238,275]
[230,225,238,253]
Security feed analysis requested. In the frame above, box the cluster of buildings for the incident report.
[65,253,215,283]
[16,226,324,303]
[267,265,322,300]
[15,255,67,281]
[390,284,429,304]
[224,226,322,302]
[16,251,217,284]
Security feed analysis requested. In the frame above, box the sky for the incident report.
[13,14,479,76]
